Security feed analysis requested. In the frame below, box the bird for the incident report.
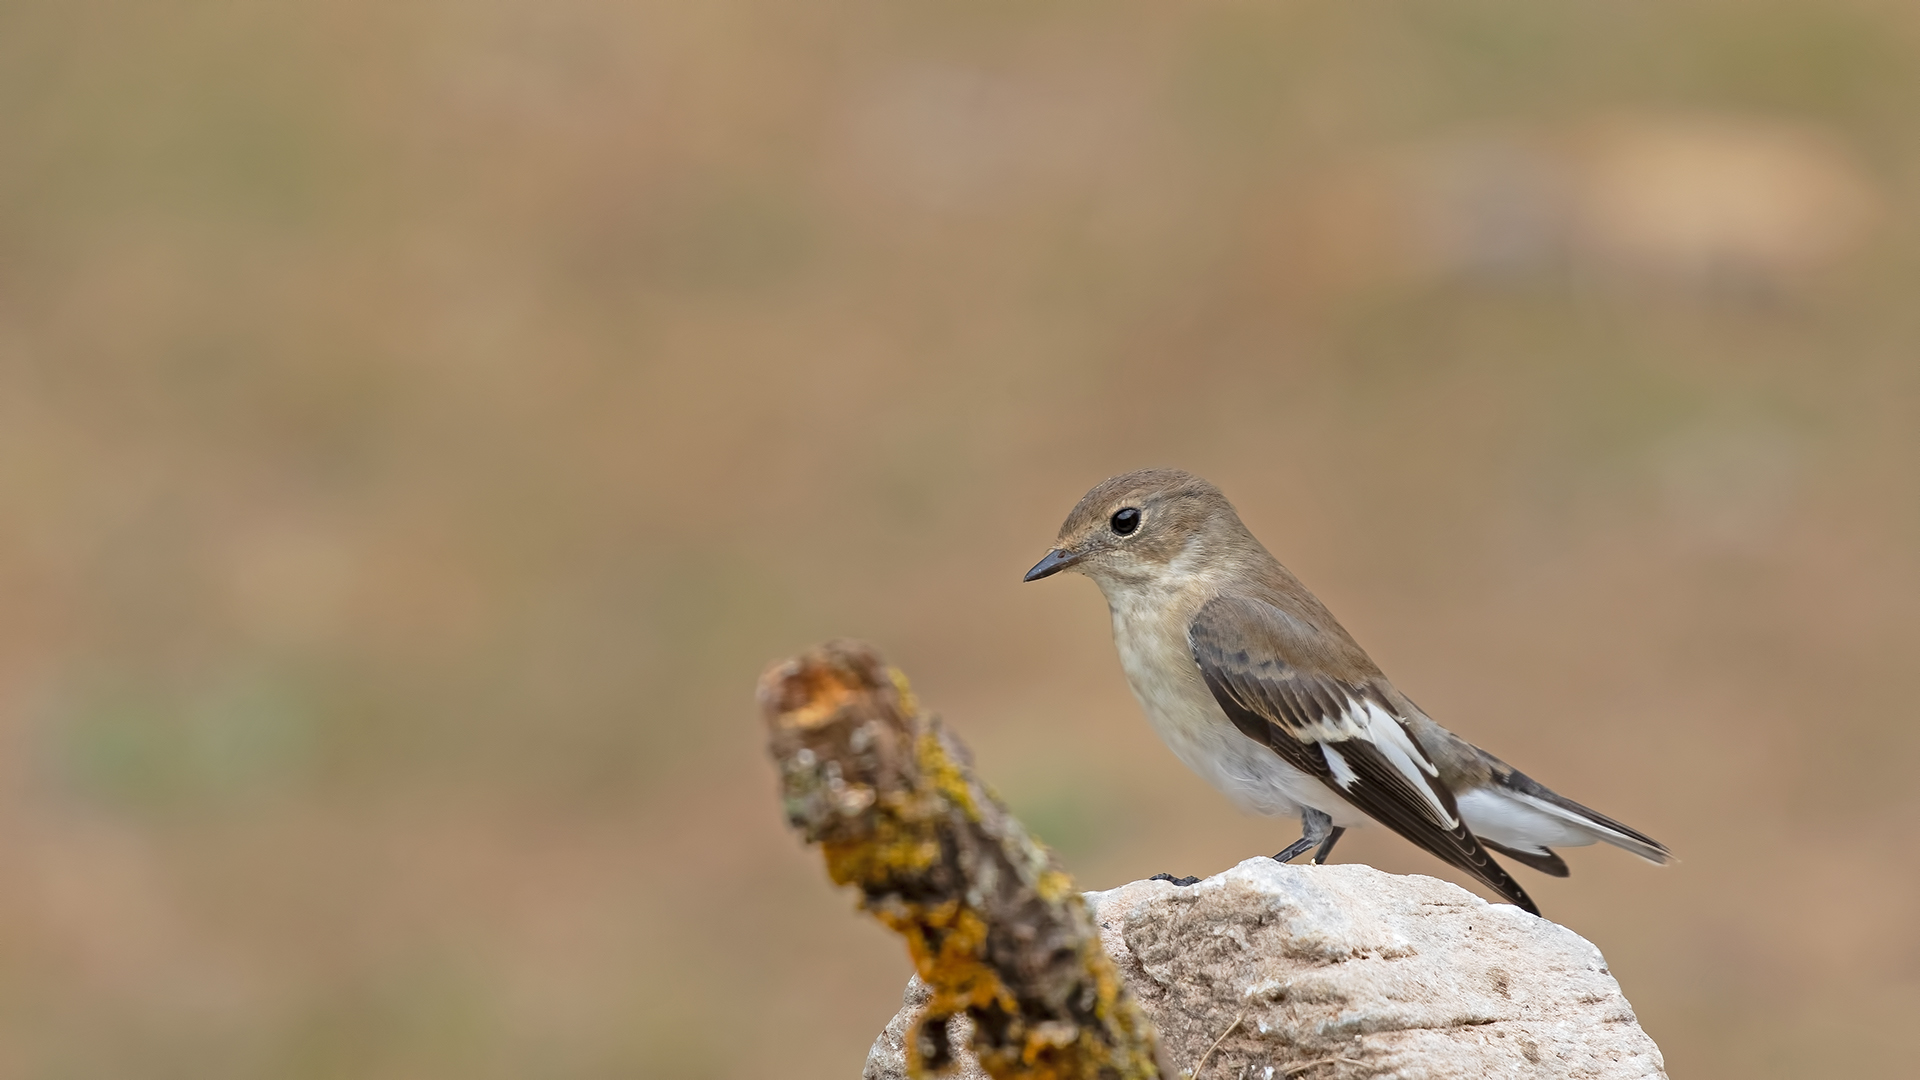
[1022,468,1671,916]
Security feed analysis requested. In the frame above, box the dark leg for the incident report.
[1311,826,1346,865]
[1149,873,1200,887]
[1273,807,1334,863]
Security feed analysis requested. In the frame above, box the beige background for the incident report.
[3,2,1918,1077]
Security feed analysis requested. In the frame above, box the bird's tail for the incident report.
[1488,767,1673,866]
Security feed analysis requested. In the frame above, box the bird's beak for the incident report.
[1023,547,1081,582]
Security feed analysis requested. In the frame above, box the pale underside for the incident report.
[1103,571,1613,857]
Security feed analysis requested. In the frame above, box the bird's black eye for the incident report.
[1110,507,1141,536]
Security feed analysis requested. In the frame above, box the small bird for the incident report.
[1023,468,1671,915]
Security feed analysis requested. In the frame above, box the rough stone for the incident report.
[864,858,1666,1080]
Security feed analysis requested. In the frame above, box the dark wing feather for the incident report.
[1191,595,1539,915]
[1479,839,1571,878]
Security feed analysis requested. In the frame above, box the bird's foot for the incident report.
[1149,873,1200,887]
[1271,837,1316,863]
[1312,825,1346,865]
[1274,807,1337,863]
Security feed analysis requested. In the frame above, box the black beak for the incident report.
[1023,548,1080,582]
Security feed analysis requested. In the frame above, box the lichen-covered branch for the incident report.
[758,640,1165,1080]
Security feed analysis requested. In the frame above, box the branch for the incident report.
[759,640,1165,1080]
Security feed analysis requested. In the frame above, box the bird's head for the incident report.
[1023,468,1251,591]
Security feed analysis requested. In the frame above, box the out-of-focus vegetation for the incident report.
[1,2,1917,1078]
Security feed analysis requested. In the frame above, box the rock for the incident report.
[864,977,968,1080]
[864,858,1666,1080]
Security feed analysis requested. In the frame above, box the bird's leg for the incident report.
[1311,826,1346,865]
[1273,807,1334,863]
[1149,873,1200,887]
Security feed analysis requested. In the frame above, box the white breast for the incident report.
[1102,579,1358,825]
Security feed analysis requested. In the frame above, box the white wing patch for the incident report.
[1316,695,1458,828]
[1321,742,1358,790]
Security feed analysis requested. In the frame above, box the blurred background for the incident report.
[2,1,1917,1077]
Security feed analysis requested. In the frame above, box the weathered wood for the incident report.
[759,640,1165,1080]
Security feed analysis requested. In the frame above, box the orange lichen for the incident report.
[772,661,863,730]
[897,904,1018,1017]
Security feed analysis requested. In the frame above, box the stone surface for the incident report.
[864,858,1666,1080]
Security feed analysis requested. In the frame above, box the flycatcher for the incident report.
[1024,468,1671,916]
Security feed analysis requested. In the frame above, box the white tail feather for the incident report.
[1457,787,1671,865]
[1511,792,1671,865]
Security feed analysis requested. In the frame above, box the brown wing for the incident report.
[1190,595,1538,915]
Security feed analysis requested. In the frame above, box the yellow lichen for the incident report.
[916,730,980,822]
[904,905,1018,1017]
[887,666,921,720]
[819,809,941,886]
[1034,868,1076,904]
[770,648,1162,1080]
